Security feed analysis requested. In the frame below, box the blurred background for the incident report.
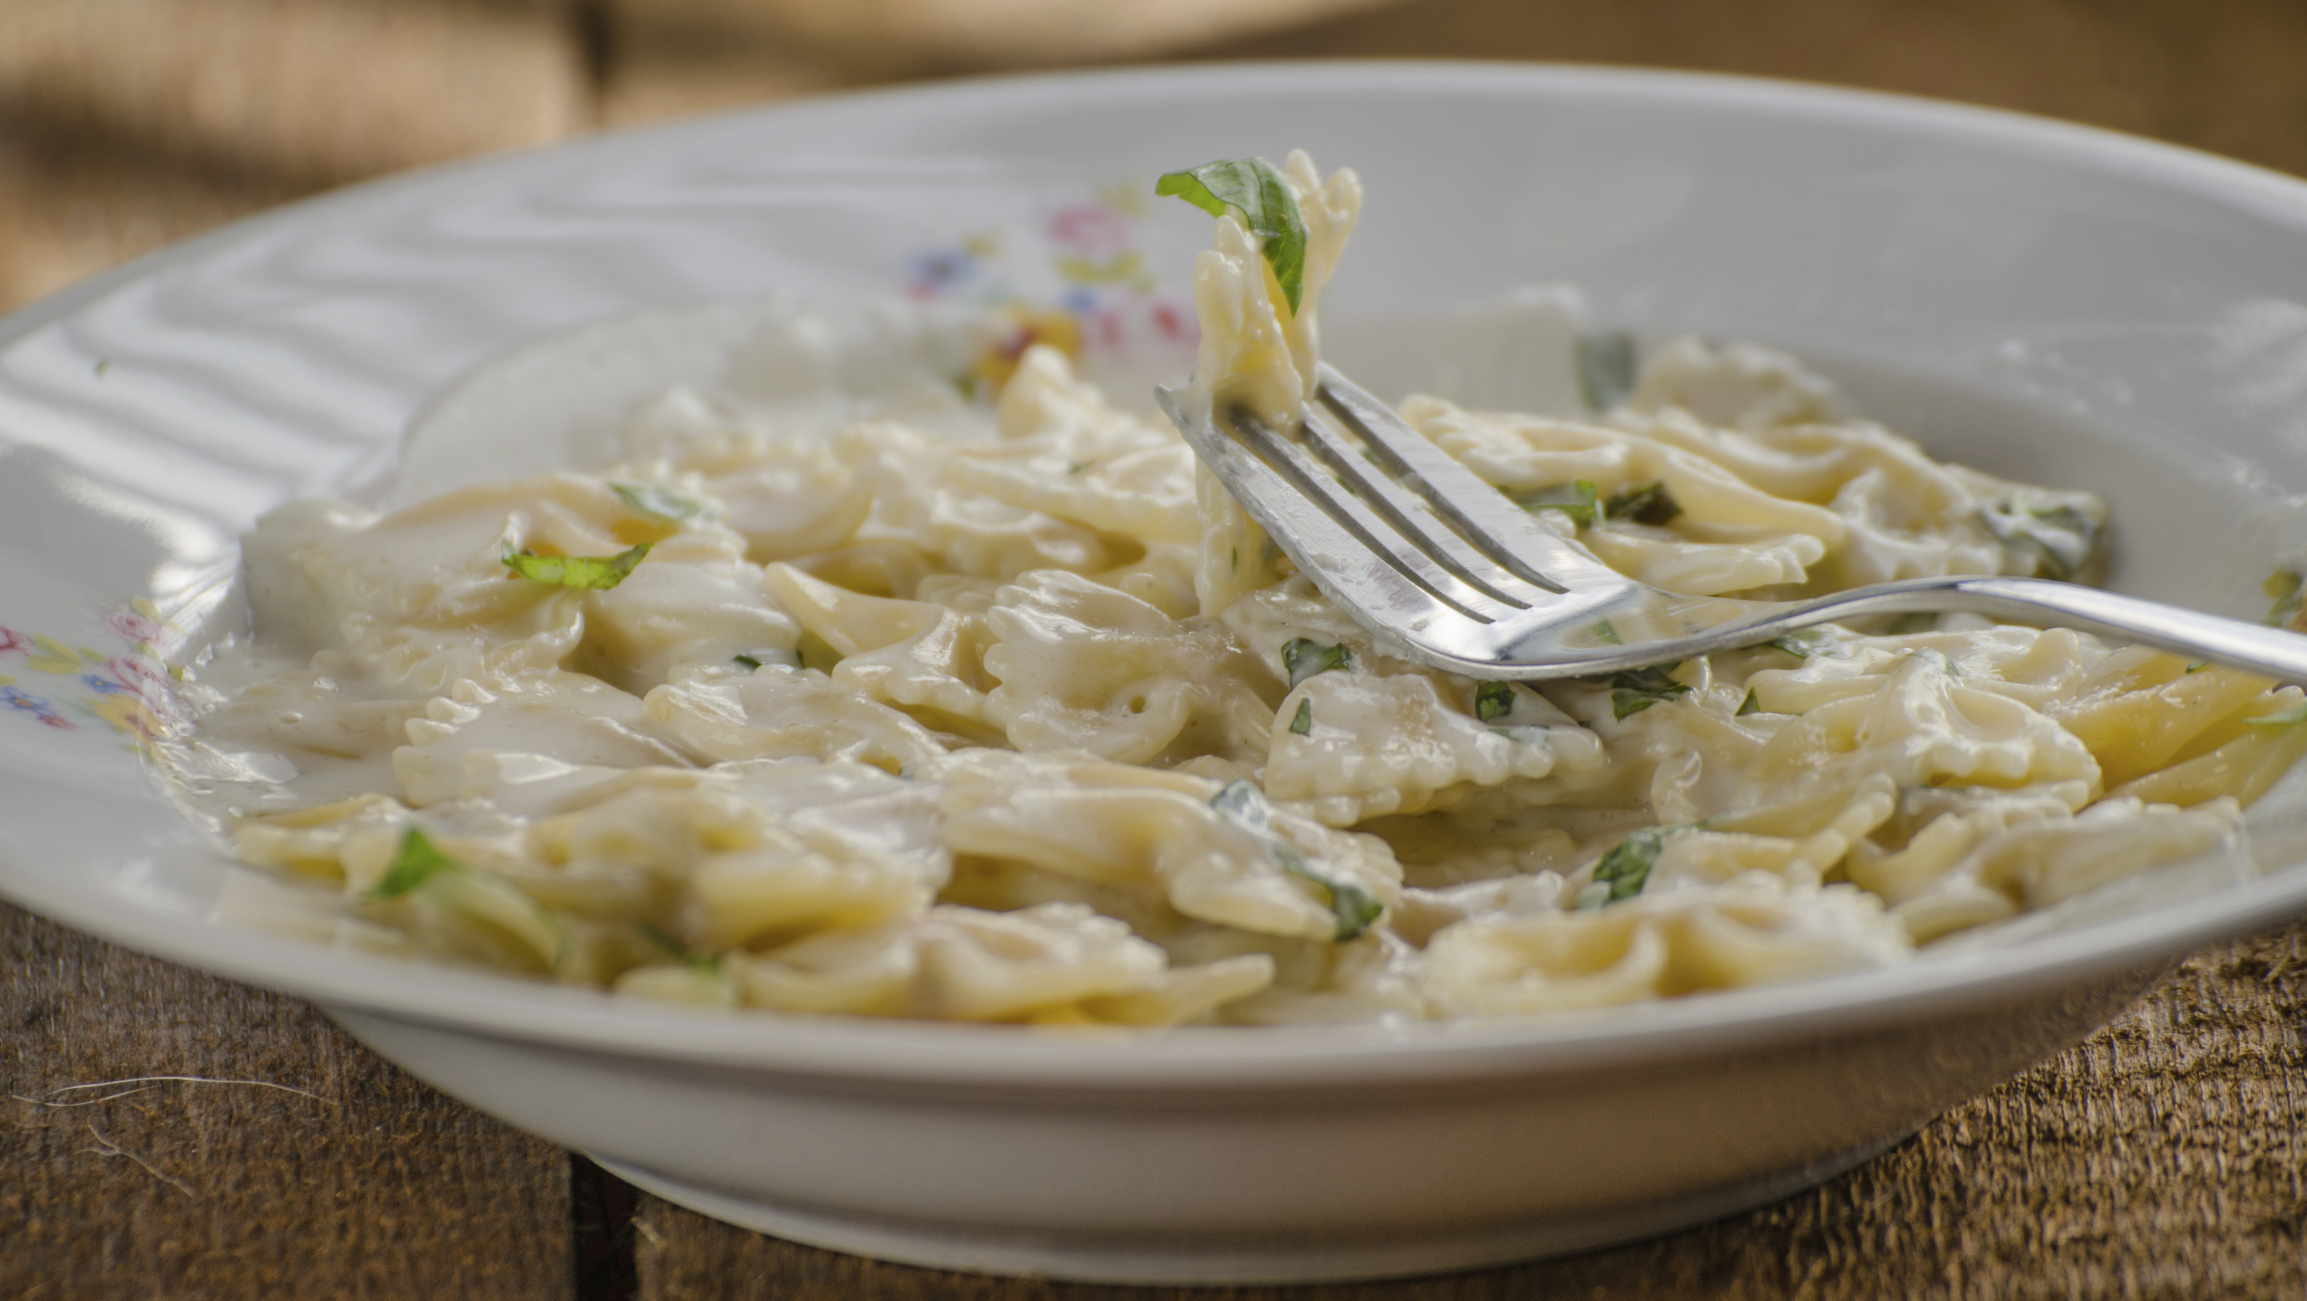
[4,0,2305,315]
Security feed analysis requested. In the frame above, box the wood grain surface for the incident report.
[0,902,570,1300]
[7,1,2307,1296]
[7,896,2303,1298]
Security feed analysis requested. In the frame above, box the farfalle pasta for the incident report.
[191,150,2299,1027]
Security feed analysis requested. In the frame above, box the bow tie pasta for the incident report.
[193,151,2302,1027]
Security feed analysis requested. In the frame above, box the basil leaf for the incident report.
[612,482,710,524]
[1282,637,1354,688]
[1979,498,2100,582]
[1576,332,1638,412]
[1506,479,1599,528]
[1289,697,1314,735]
[2186,661,2210,674]
[1157,158,1309,315]
[502,542,652,591]
[1737,687,1761,716]
[1589,827,1667,904]
[373,828,461,899]
[1593,619,1622,646]
[1603,480,1681,526]
[1761,628,1842,659]
[1609,666,1690,720]
[2267,570,2304,628]
[1210,780,1382,941]
[2246,701,2307,727]
[637,922,721,974]
[1475,681,1516,723]
[733,654,761,670]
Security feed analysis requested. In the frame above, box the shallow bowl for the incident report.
[7,63,2307,1284]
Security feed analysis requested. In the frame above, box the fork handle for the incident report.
[1767,576,2307,686]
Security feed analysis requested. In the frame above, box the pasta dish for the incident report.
[187,152,2307,1026]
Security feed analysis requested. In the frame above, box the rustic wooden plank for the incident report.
[632,921,2307,1299]
[0,901,572,1301]
[0,0,592,315]
[1195,0,2307,183]
[0,0,590,186]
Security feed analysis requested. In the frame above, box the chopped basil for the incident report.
[1576,331,1638,412]
[502,542,651,590]
[637,922,722,974]
[2246,701,2307,727]
[1609,666,1690,720]
[1979,499,2099,582]
[1282,637,1354,688]
[733,654,762,670]
[1475,680,1517,723]
[1289,697,1313,735]
[2267,570,2304,628]
[373,827,461,899]
[1737,687,1761,716]
[1594,619,1622,646]
[1603,480,1681,526]
[1157,158,1309,314]
[2187,660,2209,674]
[1210,781,1382,941]
[1506,479,1599,528]
[1762,628,1842,660]
[611,482,710,524]
[1588,827,1667,904]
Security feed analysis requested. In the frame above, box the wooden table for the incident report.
[8,1,2307,1295]
[8,899,2305,1298]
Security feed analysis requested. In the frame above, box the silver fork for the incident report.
[1155,363,2307,684]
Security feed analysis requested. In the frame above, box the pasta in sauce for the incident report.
[191,151,2302,1026]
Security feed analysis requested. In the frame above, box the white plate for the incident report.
[7,64,2307,1284]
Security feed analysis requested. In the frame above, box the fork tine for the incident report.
[1314,364,1624,591]
[1294,400,1549,608]
[1154,386,1512,630]
[1221,403,1528,623]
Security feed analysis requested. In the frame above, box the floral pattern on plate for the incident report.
[0,599,189,749]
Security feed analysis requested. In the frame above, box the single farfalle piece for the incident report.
[980,570,1279,766]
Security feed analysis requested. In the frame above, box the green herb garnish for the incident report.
[2186,661,2210,673]
[1289,698,1314,735]
[1737,687,1761,716]
[2267,571,2304,628]
[1282,637,1354,688]
[1475,681,1517,723]
[1608,666,1690,720]
[1576,332,1638,412]
[1979,499,2100,582]
[1157,158,1309,314]
[502,542,651,590]
[1506,479,1600,528]
[1588,828,1667,904]
[1211,781,1382,941]
[1594,619,1622,646]
[373,827,462,899]
[733,654,762,670]
[1604,480,1681,526]
[612,482,710,524]
[2246,701,2307,727]
[637,922,722,974]
[1761,628,1842,660]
